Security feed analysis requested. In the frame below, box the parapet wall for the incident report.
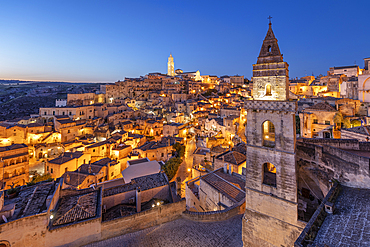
[0,199,185,247]
[294,183,341,247]
[182,199,245,222]
[101,199,186,240]
[297,138,360,150]
[297,141,370,189]
[244,100,297,112]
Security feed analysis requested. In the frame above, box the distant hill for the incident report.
[0,79,100,85]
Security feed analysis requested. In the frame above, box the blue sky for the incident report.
[0,0,369,82]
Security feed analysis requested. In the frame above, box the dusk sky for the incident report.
[0,1,369,83]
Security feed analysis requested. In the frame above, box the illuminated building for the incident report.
[167,53,175,76]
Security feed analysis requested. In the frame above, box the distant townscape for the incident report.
[0,23,370,247]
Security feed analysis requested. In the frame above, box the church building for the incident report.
[242,21,305,246]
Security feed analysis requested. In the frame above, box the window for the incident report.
[68,130,70,133]
[262,120,275,148]
[102,147,104,150]
[65,167,68,172]
[313,119,318,124]
[47,166,49,171]
[51,168,53,173]
[265,84,272,96]
[263,163,276,187]
[161,153,164,157]
[93,149,96,152]
[111,172,114,177]
[53,111,55,115]
[44,112,47,115]
[268,45,271,53]
[325,121,330,125]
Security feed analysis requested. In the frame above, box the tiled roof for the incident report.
[232,143,246,155]
[103,172,168,197]
[5,182,55,221]
[216,151,246,166]
[305,102,337,112]
[52,189,99,226]
[201,171,245,203]
[211,145,228,154]
[342,126,370,136]
[48,151,84,165]
[213,169,245,190]
[0,144,28,152]
[62,172,89,187]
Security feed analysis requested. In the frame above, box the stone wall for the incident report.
[297,138,359,150]
[243,207,305,247]
[103,185,171,210]
[297,141,370,189]
[0,198,185,247]
[199,179,237,211]
[100,199,185,240]
[182,199,245,222]
[294,182,341,247]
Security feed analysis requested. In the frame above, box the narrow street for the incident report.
[171,137,196,196]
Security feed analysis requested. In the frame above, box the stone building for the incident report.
[185,167,245,212]
[214,150,246,174]
[46,151,91,179]
[242,22,305,246]
[358,57,370,102]
[299,102,337,138]
[0,144,29,189]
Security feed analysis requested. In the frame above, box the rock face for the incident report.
[242,23,305,247]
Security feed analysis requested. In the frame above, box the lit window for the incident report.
[262,121,275,148]
[263,163,276,187]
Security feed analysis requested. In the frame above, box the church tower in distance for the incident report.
[242,21,305,247]
[167,53,175,76]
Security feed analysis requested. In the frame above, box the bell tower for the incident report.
[242,20,305,247]
[252,21,289,101]
[167,53,175,76]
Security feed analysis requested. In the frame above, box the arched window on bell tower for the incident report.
[262,120,275,148]
[268,45,271,53]
[262,162,276,187]
[265,84,272,96]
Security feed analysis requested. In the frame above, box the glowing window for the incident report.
[266,84,272,96]
[263,163,276,187]
[262,121,275,148]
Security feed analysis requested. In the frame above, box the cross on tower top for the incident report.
[268,15,272,25]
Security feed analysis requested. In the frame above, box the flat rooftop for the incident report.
[313,186,370,246]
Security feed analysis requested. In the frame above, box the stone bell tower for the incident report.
[167,53,175,76]
[252,21,289,101]
[242,20,305,247]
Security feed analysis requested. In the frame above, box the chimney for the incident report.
[229,164,233,175]
[136,187,141,213]
[223,163,227,173]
